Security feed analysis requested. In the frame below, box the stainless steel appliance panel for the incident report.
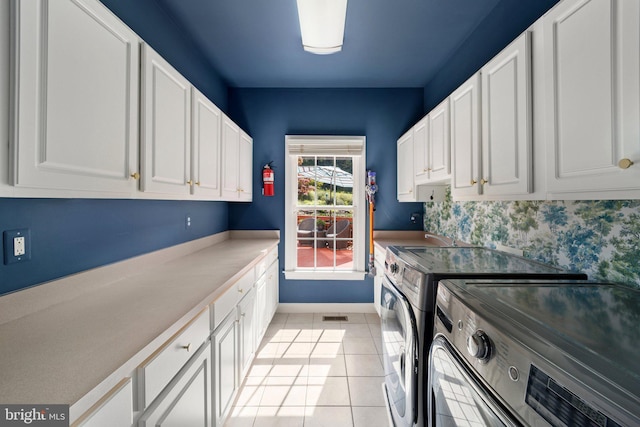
[432,279,640,427]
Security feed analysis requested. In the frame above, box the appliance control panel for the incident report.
[434,280,635,427]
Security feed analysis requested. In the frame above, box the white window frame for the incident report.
[284,135,366,280]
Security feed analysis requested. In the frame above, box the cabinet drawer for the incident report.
[255,247,278,279]
[138,308,209,408]
[213,270,254,329]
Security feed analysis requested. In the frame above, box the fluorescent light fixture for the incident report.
[296,0,348,54]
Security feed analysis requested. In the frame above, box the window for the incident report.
[284,136,366,280]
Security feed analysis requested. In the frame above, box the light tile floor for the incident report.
[225,312,390,427]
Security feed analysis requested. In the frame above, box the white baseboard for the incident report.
[277,303,376,314]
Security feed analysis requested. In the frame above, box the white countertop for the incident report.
[373,230,451,251]
[0,231,278,418]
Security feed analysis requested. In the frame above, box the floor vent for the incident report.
[323,315,348,322]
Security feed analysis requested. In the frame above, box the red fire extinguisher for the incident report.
[262,162,274,196]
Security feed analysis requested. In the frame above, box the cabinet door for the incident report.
[238,289,256,379]
[191,88,222,198]
[397,130,415,201]
[221,115,240,199]
[138,343,211,427]
[481,32,532,197]
[256,278,268,343]
[428,98,451,182]
[267,260,279,320]
[11,0,139,194]
[141,43,191,195]
[544,0,640,198]
[213,312,238,427]
[413,117,429,184]
[238,131,253,201]
[450,73,482,197]
[76,378,132,427]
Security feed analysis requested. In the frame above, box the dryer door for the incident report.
[381,276,418,426]
[428,335,521,427]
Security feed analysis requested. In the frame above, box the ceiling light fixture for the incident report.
[296,0,348,54]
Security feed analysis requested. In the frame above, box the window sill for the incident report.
[284,271,367,281]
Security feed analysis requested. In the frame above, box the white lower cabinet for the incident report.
[212,311,238,427]
[255,274,268,343]
[267,260,279,321]
[72,246,279,426]
[73,378,133,427]
[138,342,212,427]
[238,288,256,379]
[137,309,210,408]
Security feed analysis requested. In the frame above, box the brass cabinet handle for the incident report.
[195,181,201,186]
[470,179,477,186]
[238,288,244,294]
[181,343,191,352]
[187,180,193,186]
[481,178,489,185]
[619,158,634,169]
[130,172,140,180]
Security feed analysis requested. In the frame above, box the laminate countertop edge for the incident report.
[0,230,279,421]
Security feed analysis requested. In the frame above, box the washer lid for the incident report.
[397,246,585,277]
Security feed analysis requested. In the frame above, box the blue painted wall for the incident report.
[0,199,228,295]
[423,0,560,111]
[227,88,425,303]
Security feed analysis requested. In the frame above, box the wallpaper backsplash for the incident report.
[423,187,640,288]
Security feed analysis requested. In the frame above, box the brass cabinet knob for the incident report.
[181,343,191,352]
[195,181,201,186]
[130,172,140,180]
[470,179,477,186]
[619,158,634,169]
[187,180,193,186]
[481,178,489,185]
[238,288,244,294]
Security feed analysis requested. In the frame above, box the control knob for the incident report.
[467,330,491,362]
[390,263,399,274]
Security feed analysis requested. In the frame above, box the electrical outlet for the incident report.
[14,237,25,256]
[185,215,192,229]
[3,229,31,265]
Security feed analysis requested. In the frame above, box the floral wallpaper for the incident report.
[423,187,640,288]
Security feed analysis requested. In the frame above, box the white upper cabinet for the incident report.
[415,98,451,188]
[450,73,482,198]
[10,0,140,194]
[140,43,192,195]
[414,98,451,186]
[544,0,640,199]
[191,87,222,198]
[481,31,532,197]
[427,99,451,182]
[222,114,253,201]
[451,32,533,201]
[397,129,415,201]
[413,116,429,184]
[239,131,254,201]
